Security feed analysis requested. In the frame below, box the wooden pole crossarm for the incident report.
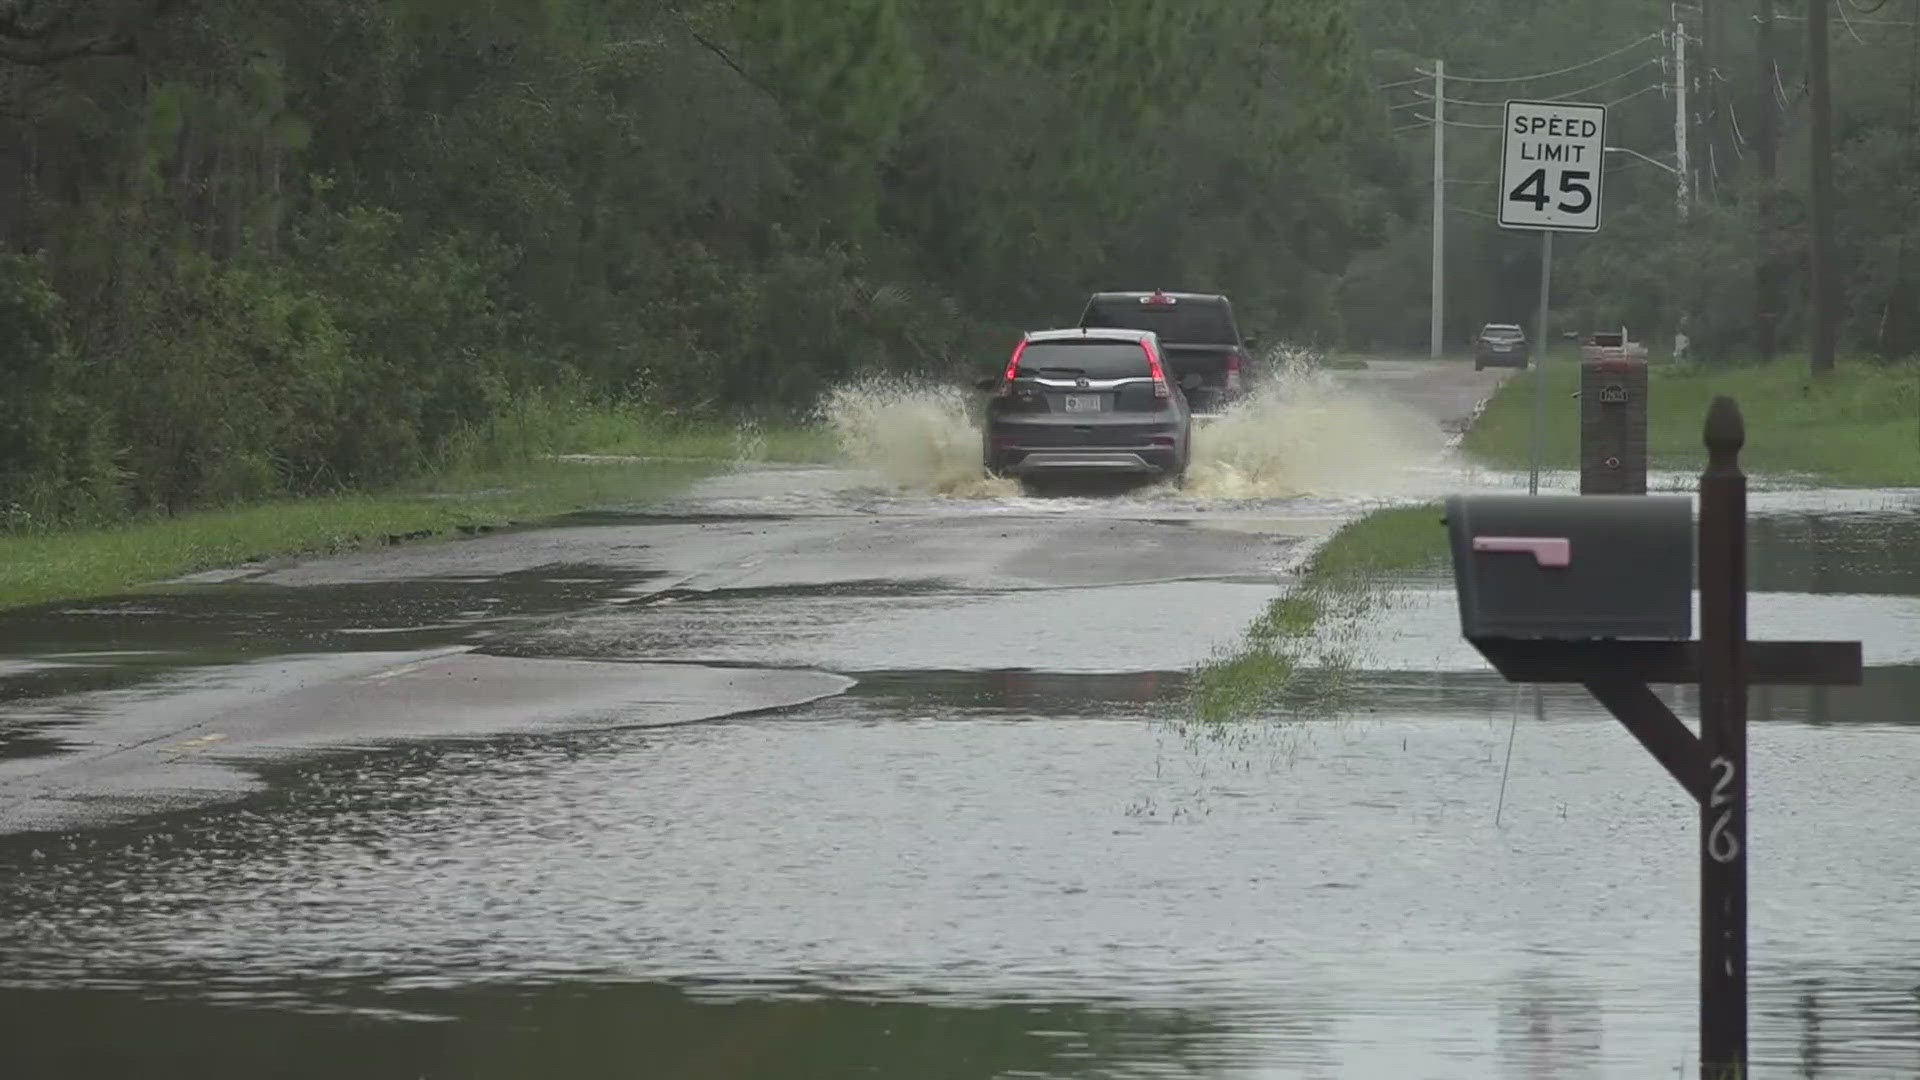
[1470,639,1862,686]
[1582,678,1709,803]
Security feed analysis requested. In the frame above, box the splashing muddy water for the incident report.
[1184,350,1449,500]
[816,352,1447,501]
[818,377,1018,497]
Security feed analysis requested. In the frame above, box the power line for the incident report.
[1410,59,1663,108]
[1375,75,1427,90]
[1411,112,1504,130]
[1603,83,1665,107]
[1836,0,1872,44]
[1414,33,1660,84]
[1412,88,1503,108]
[1758,11,1916,26]
[1417,82,1659,114]
[1548,59,1666,101]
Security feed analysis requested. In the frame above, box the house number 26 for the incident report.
[1708,755,1741,864]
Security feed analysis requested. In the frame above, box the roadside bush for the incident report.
[290,207,515,484]
[0,255,118,526]
[106,252,353,510]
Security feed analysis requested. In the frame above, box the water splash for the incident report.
[729,417,768,467]
[817,377,1018,497]
[1183,348,1447,501]
[815,351,1444,502]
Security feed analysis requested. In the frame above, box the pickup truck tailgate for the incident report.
[1163,345,1237,385]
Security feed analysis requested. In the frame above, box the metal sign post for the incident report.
[1498,99,1606,495]
[1461,398,1863,1079]
[1530,232,1552,495]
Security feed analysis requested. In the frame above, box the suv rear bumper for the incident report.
[1474,348,1530,367]
[996,449,1170,475]
[985,438,1182,476]
[982,411,1184,476]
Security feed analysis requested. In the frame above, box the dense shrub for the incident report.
[0,0,1357,525]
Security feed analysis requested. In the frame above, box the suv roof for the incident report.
[1481,323,1524,332]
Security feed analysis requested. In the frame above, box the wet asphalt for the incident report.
[0,361,1502,834]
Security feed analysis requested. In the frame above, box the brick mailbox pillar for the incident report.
[1580,356,1648,494]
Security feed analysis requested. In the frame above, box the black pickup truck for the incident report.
[1077,291,1256,414]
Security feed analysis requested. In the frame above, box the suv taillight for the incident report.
[1142,341,1170,399]
[1226,350,1243,392]
[998,340,1028,396]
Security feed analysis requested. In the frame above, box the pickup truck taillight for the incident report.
[1226,350,1243,392]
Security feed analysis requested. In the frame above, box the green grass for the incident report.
[528,406,837,464]
[0,411,837,611]
[1187,504,1448,726]
[1295,503,1450,580]
[1458,356,1920,485]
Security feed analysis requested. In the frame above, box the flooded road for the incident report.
[3,360,1919,1077]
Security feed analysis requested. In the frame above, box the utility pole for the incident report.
[1431,59,1446,360]
[1809,0,1837,374]
[1674,20,1691,221]
[1755,0,1779,364]
[1701,0,1720,200]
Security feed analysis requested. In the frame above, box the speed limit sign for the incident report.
[1498,99,1606,232]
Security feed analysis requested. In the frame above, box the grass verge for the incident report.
[0,412,835,611]
[1186,504,1449,728]
[518,406,837,464]
[1458,356,1920,485]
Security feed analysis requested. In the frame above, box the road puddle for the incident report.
[506,578,1281,673]
[5,668,1920,1076]
[0,565,667,765]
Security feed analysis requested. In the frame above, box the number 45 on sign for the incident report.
[1499,100,1606,232]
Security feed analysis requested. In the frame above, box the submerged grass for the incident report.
[0,407,835,611]
[1186,504,1449,728]
[1459,356,1920,485]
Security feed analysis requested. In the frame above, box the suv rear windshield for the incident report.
[1081,298,1236,345]
[1016,340,1152,380]
[1481,325,1525,340]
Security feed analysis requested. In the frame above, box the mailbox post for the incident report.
[1579,346,1648,494]
[1697,398,1748,1072]
[1447,396,1862,1079]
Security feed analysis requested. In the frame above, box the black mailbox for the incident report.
[1445,494,1693,640]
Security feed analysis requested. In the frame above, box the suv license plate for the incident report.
[1062,394,1102,413]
